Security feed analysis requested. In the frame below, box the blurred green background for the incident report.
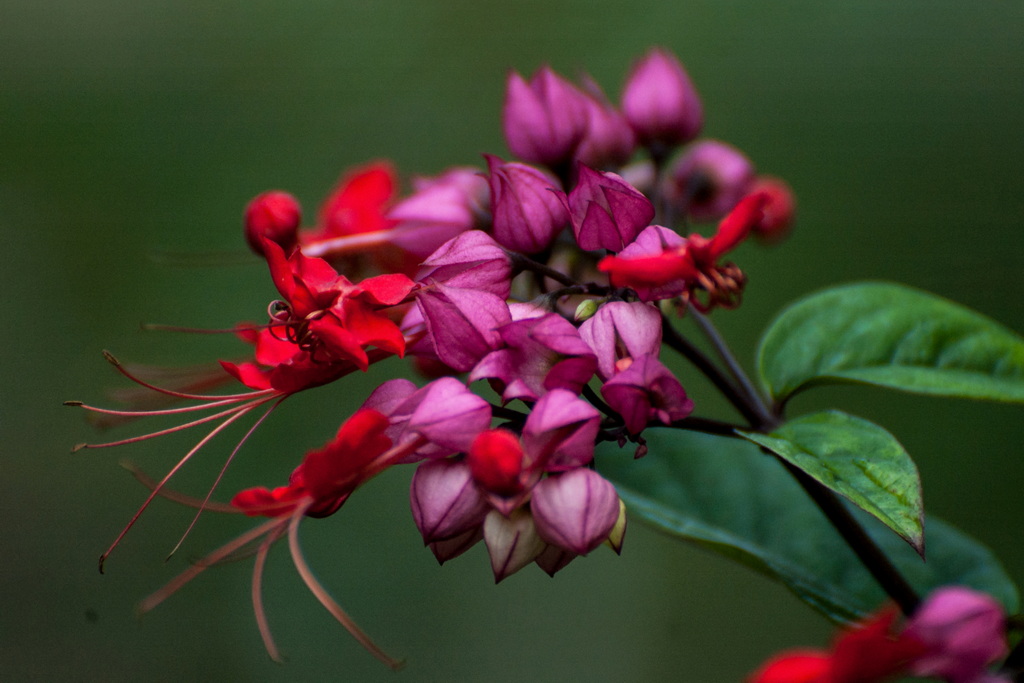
[3,1,1023,680]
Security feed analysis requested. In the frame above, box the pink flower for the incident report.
[905,587,1009,683]
[622,48,703,149]
[560,164,655,252]
[669,140,755,222]
[503,66,590,168]
[484,154,568,254]
[470,313,597,403]
[600,354,694,435]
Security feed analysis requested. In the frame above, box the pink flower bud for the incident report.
[531,469,621,555]
[415,283,511,372]
[410,459,490,544]
[484,155,568,254]
[905,586,1008,683]
[561,165,655,251]
[502,66,590,168]
[483,508,546,582]
[575,75,636,169]
[669,140,755,222]
[622,48,703,149]
[244,191,301,256]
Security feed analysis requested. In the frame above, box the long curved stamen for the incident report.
[252,523,288,663]
[286,500,404,670]
[165,397,287,561]
[98,401,266,573]
[119,461,239,513]
[103,350,276,402]
[72,400,267,452]
[137,515,287,615]
[66,394,257,418]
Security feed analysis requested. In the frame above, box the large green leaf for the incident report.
[737,411,923,555]
[596,428,1018,623]
[757,281,1024,405]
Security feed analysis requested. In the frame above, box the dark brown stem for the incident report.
[782,459,921,616]
[660,315,763,427]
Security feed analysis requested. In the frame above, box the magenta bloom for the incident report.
[600,354,694,434]
[669,140,755,222]
[471,312,597,403]
[484,154,568,254]
[905,587,1009,683]
[575,75,636,169]
[531,468,621,555]
[579,300,663,381]
[417,230,513,299]
[561,164,655,251]
[502,66,590,168]
[410,458,490,545]
[415,283,511,373]
[622,48,703,149]
[386,166,490,260]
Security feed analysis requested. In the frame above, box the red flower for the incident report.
[310,162,397,241]
[231,409,395,518]
[749,608,926,683]
[262,237,415,370]
[137,409,425,670]
[598,192,767,311]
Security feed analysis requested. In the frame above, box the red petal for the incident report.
[598,250,699,288]
[359,273,416,306]
[747,650,832,683]
[708,192,766,257]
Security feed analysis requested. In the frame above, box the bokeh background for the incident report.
[3,1,1023,681]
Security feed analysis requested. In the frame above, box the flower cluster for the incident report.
[88,48,1024,677]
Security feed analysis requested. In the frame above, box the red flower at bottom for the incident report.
[749,609,926,683]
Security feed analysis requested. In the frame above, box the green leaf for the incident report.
[757,281,1024,405]
[596,428,1018,623]
[737,411,923,555]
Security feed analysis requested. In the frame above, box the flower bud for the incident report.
[669,140,755,222]
[535,544,576,577]
[622,48,703,149]
[749,176,796,244]
[428,527,483,565]
[575,75,636,169]
[244,191,301,256]
[484,155,568,254]
[410,459,490,544]
[531,469,621,555]
[573,299,600,322]
[906,586,1008,683]
[483,508,545,582]
[561,165,654,252]
[468,428,525,498]
[502,66,590,169]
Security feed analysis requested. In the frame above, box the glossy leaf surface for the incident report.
[597,428,1018,623]
[758,282,1024,405]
